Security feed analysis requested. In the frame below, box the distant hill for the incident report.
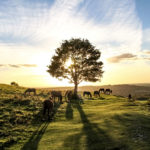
[39,84,150,98]
[133,83,150,87]
[77,84,150,98]
[1,83,150,98]
[0,83,25,94]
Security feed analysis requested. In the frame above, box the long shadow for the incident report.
[76,104,123,150]
[21,102,62,150]
[65,102,73,120]
[63,132,83,150]
[64,103,128,150]
[21,122,49,150]
[111,113,150,149]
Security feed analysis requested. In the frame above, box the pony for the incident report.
[65,90,73,102]
[43,97,54,120]
[83,91,92,98]
[94,91,100,97]
[128,94,132,101]
[105,89,112,95]
[51,91,63,103]
[24,88,36,96]
[99,88,105,93]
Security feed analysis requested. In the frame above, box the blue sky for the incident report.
[0,0,150,87]
[135,0,150,29]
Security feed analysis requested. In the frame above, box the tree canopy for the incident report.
[47,38,103,96]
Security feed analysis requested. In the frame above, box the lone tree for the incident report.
[11,81,19,86]
[47,38,103,98]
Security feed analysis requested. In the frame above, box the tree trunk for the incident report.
[74,82,78,99]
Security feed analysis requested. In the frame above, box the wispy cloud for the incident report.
[142,50,150,54]
[0,64,5,67]
[20,64,37,67]
[107,53,137,63]
[0,0,142,52]
[0,0,143,68]
[8,64,20,68]
[143,58,150,60]
[0,64,37,68]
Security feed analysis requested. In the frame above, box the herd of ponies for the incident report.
[24,88,113,102]
[23,88,113,119]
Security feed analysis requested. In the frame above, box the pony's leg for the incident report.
[43,107,46,116]
[58,96,59,103]
[60,96,62,103]
[48,108,50,117]
[42,107,47,120]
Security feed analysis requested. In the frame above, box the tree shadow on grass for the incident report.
[87,97,94,100]
[64,103,128,150]
[63,132,83,150]
[110,113,150,149]
[65,102,73,120]
[21,122,49,150]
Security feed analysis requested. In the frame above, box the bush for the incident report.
[10,82,19,87]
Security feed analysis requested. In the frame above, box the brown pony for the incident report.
[94,91,100,97]
[24,88,36,96]
[65,90,73,102]
[105,89,112,95]
[99,88,105,93]
[43,97,54,119]
[83,91,92,98]
[51,91,63,103]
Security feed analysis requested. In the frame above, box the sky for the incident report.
[0,0,150,87]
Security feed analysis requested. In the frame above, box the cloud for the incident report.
[0,0,143,71]
[19,64,37,67]
[0,64,37,68]
[143,58,150,60]
[141,50,150,54]
[0,0,142,55]
[138,50,150,61]
[9,64,20,68]
[0,64,5,67]
[107,53,137,63]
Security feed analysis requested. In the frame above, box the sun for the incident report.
[65,58,73,68]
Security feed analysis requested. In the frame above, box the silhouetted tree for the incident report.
[11,82,18,86]
[47,38,103,98]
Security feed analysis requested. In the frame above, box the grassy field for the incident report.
[1,84,150,150]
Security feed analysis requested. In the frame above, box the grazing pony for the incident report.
[51,91,63,103]
[83,91,92,98]
[43,97,54,119]
[24,88,36,96]
[94,91,100,97]
[65,90,73,102]
[105,89,112,95]
[99,88,105,93]
[128,94,132,101]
